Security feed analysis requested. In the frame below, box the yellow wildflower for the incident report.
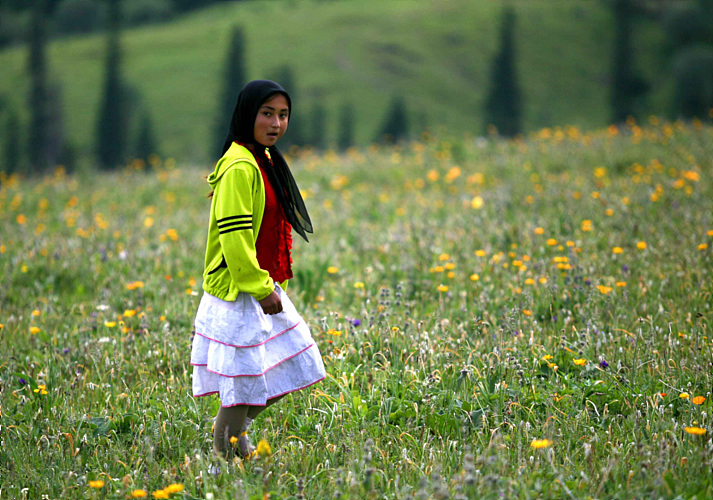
[437,284,449,293]
[327,266,339,274]
[685,426,706,436]
[573,358,586,366]
[131,491,148,498]
[471,196,484,209]
[257,439,272,457]
[164,484,184,494]
[637,241,647,250]
[30,326,41,335]
[530,439,553,449]
[89,480,105,489]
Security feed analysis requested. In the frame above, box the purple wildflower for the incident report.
[351,318,361,327]
[19,378,27,385]
[599,359,609,369]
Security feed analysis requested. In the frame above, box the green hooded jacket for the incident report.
[202,142,275,301]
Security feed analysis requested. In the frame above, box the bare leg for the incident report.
[247,394,286,419]
[213,405,249,458]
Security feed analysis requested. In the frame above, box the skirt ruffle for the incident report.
[191,286,326,406]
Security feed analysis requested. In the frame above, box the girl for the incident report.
[191,80,326,460]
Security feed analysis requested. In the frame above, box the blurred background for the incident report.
[0,0,712,174]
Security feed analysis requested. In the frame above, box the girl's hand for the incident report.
[258,290,283,315]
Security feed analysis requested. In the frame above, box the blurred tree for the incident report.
[134,107,158,162]
[55,0,106,34]
[483,6,522,137]
[95,0,129,169]
[337,101,355,151]
[213,25,246,158]
[272,66,303,150]
[309,101,326,150]
[27,0,50,173]
[663,0,713,50]
[46,82,69,170]
[609,0,649,123]
[376,95,409,144]
[663,0,713,119]
[672,45,713,119]
[171,0,219,12]
[2,105,21,174]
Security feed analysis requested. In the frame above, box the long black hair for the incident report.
[221,80,312,242]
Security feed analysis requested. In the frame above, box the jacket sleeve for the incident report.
[213,166,274,301]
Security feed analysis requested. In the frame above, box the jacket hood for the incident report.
[207,143,258,188]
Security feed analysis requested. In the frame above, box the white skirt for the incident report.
[191,285,326,407]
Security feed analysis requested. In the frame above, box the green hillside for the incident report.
[0,0,668,164]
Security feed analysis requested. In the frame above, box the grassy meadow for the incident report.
[0,0,669,163]
[2,118,713,499]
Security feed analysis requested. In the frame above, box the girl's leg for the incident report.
[213,405,249,458]
[246,394,286,419]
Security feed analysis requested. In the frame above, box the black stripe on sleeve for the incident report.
[218,220,253,230]
[219,225,252,235]
[217,214,251,225]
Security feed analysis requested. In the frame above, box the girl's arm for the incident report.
[213,167,275,302]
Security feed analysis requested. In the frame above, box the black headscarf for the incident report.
[221,80,312,242]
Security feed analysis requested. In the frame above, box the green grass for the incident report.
[1,120,713,499]
[0,0,669,164]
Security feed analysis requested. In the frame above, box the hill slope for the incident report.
[0,0,668,164]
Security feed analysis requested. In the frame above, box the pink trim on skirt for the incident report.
[219,376,327,408]
[191,343,315,378]
[194,321,300,349]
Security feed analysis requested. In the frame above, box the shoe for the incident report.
[238,431,257,459]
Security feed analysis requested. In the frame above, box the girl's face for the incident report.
[253,93,289,147]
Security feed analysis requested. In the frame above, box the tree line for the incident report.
[2,0,713,175]
[485,0,713,138]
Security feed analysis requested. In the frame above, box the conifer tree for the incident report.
[309,101,326,150]
[337,101,355,151]
[610,0,648,123]
[376,95,409,144]
[27,0,50,173]
[483,6,522,137]
[213,26,246,158]
[3,105,21,174]
[135,108,158,162]
[272,66,303,149]
[664,0,713,119]
[95,0,128,169]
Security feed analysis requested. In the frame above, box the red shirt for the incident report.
[254,152,293,283]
